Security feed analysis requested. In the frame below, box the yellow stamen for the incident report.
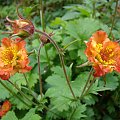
[1,46,17,65]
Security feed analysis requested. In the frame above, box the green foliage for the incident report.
[20,108,42,120]
[65,18,100,40]
[0,0,120,119]
[0,82,10,99]
[10,73,26,89]
[1,111,18,120]
[1,109,42,120]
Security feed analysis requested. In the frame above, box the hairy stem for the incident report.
[38,43,44,98]
[35,29,76,99]
[0,80,30,108]
[109,0,119,38]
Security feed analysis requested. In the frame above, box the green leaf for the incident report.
[88,74,119,95]
[72,72,89,96]
[65,18,100,40]
[62,37,81,51]
[98,74,119,91]
[45,65,88,112]
[69,50,78,60]
[50,17,65,28]
[1,111,18,120]
[62,11,80,20]
[23,7,33,17]
[21,108,42,120]
[40,46,56,63]
[27,73,39,88]
[10,94,31,110]
[0,81,10,99]
[10,73,26,89]
[83,95,98,105]
[78,47,87,62]
[69,104,86,120]
[51,66,72,79]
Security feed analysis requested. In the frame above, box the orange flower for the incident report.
[85,30,120,77]
[0,37,32,80]
[6,16,34,38]
[0,100,11,117]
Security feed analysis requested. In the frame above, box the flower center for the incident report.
[1,47,17,65]
[96,44,115,65]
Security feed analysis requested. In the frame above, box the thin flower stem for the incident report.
[8,80,38,106]
[40,0,51,68]
[0,80,30,108]
[83,77,96,96]
[23,73,40,103]
[109,0,119,38]
[35,29,76,99]
[63,39,80,51]
[80,68,93,98]
[38,43,44,98]
[92,1,96,18]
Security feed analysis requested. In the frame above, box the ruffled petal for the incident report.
[91,30,110,44]
[1,38,11,47]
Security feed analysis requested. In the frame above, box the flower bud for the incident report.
[40,32,54,44]
[6,16,34,38]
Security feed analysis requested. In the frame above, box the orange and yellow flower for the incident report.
[85,30,120,77]
[0,37,32,80]
[0,100,11,117]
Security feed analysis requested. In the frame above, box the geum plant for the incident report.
[0,4,120,120]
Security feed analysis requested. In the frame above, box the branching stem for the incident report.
[35,29,76,99]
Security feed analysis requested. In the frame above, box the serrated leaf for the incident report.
[88,74,119,95]
[21,108,42,120]
[51,66,72,79]
[72,72,89,96]
[1,111,18,120]
[69,104,86,120]
[45,65,89,112]
[50,17,65,27]
[10,73,26,89]
[10,94,32,110]
[27,73,39,88]
[83,95,98,105]
[51,97,70,112]
[65,18,100,40]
